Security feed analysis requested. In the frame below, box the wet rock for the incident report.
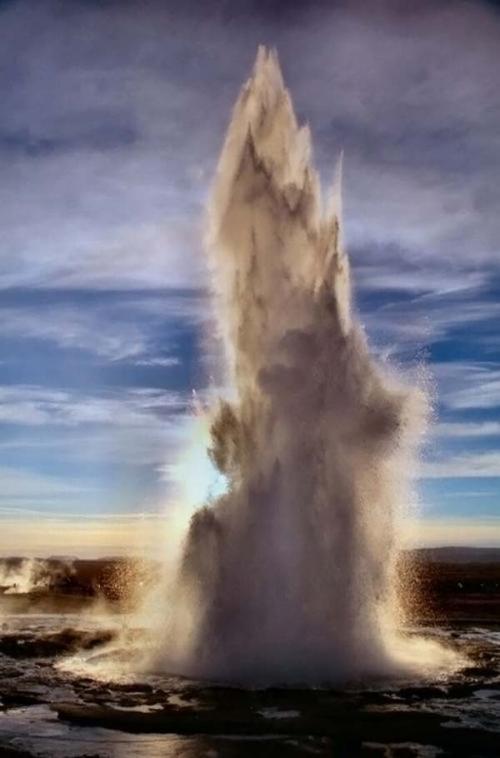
[0,629,115,659]
[111,681,154,693]
[1,692,43,709]
[397,685,447,699]
[0,745,36,758]
[51,700,500,755]
[117,696,139,707]
[446,682,477,698]
[461,665,497,678]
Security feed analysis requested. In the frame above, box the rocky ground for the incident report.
[0,553,498,757]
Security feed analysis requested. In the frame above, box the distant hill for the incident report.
[410,546,500,564]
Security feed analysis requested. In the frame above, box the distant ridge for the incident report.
[410,546,500,564]
[2,548,499,564]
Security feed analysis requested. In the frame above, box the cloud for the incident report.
[354,263,487,296]
[363,294,500,355]
[0,305,148,360]
[0,1,224,291]
[436,421,500,439]
[0,384,202,500]
[422,452,500,478]
[283,1,500,280]
[0,466,93,501]
[0,0,499,294]
[438,490,498,499]
[0,385,188,427]
[433,362,500,410]
[131,356,180,367]
[0,289,207,361]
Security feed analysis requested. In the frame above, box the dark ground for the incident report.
[0,549,499,757]
[401,548,500,625]
[2,549,499,623]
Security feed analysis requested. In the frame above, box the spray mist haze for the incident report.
[155,48,456,685]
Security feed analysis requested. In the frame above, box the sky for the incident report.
[1,0,499,556]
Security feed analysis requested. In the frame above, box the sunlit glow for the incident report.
[169,392,229,510]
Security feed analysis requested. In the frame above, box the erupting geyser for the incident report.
[159,48,443,684]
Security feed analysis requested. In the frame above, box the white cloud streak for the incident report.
[0,466,93,500]
[436,421,500,439]
[0,306,148,360]
[433,362,500,410]
[0,295,207,361]
[0,385,188,427]
[423,452,500,479]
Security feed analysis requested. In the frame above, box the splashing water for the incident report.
[154,48,460,685]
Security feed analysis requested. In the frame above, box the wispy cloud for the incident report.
[355,263,487,296]
[0,0,499,293]
[423,452,500,479]
[433,362,500,410]
[436,421,500,439]
[0,466,94,501]
[133,356,180,367]
[0,294,206,361]
[0,305,149,360]
[0,385,188,427]
[364,296,500,355]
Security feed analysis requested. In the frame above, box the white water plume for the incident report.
[153,48,460,684]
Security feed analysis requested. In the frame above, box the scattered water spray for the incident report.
[154,48,460,684]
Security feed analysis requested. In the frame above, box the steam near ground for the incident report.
[0,558,75,596]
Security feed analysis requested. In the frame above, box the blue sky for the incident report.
[1,0,499,555]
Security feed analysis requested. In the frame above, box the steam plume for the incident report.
[158,48,449,684]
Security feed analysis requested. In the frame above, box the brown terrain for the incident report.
[0,548,499,757]
[398,547,500,625]
[0,548,499,623]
